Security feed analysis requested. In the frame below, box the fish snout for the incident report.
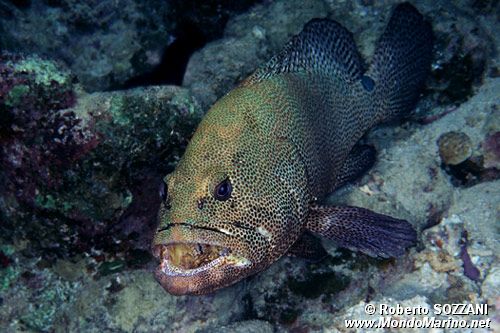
[151,223,269,295]
[152,241,253,295]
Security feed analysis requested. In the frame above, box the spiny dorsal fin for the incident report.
[247,18,364,84]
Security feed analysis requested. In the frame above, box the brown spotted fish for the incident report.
[152,3,433,295]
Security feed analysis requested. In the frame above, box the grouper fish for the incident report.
[152,2,433,295]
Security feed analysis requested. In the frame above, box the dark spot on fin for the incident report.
[248,18,363,84]
[368,2,434,121]
[332,144,376,191]
[287,231,328,262]
[305,205,416,258]
[361,75,375,92]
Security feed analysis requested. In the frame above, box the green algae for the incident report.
[0,267,20,293]
[12,57,70,86]
[34,194,58,211]
[19,278,76,332]
[0,245,18,293]
[5,84,29,107]
[0,245,15,256]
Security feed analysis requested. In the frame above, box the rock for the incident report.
[482,131,500,169]
[57,270,246,332]
[330,296,433,332]
[0,258,248,332]
[0,0,173,91]
[214,320,274,333]
[0,0,262,92]
[183,0,329,110]
[0,252,78,332]
[447,181,499,267]
[482,266,500,305]
[423,0,493,109]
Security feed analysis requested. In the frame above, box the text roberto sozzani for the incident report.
[345,303,492,329]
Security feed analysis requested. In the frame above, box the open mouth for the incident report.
[153,243,251,276]
[159,243,229,270]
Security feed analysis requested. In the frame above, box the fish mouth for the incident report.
[152,224,260,294]
[152,242,251,277]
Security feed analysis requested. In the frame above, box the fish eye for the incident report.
[214,178,232,201]
[159,179,168,202]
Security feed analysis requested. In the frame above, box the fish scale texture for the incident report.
[242,3,433,197]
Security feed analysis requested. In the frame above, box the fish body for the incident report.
[153,3,433,295]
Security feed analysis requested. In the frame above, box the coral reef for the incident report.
[0,0,260,92]
[0,0,172,91]
[0,53,202,265]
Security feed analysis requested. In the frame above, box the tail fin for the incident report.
[368,3,433,122]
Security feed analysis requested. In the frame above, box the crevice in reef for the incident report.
[122,21,207,88]
[121,0,263,89]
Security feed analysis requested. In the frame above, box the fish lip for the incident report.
[152,242,251,278]
[152,224,259,294]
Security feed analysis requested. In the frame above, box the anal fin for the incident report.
[305,205,416,258]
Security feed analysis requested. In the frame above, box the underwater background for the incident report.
[0,0,498,332]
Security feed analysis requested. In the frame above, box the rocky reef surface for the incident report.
[0,0,499,332]
[0,0,258,91]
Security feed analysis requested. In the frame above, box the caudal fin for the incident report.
[368,3,433,122]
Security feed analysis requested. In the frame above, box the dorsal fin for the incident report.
[247,19,364,84]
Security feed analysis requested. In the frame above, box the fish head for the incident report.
[152,89,305,295]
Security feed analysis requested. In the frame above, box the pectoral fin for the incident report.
[305,205,416,258]
[332,144,376,191]
[287,231,328,261]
